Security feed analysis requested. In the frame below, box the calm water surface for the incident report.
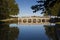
[17,24,49,40]
[18,25,48,40]
[12,24,60,40]
[0,23,60,40]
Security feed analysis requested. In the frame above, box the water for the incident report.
[0,23,60,40]
[17,25,49,40]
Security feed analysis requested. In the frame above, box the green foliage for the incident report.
[50,2,60,16]
[0,0,19,19]
[8,0,19,15]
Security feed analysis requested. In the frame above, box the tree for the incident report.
[31,0,60,16]
[50,1,60,16]
[0,0,19,20]
[8,0,19,15]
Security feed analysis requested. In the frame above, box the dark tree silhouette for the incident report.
[31,0,57,15]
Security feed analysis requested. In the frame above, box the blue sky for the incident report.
[16,0,43,17]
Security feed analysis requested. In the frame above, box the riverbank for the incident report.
[0,18,18,23]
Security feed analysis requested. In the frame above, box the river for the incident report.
[0,22,60,40]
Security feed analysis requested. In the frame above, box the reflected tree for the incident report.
[0,23,19,40]
[44,24,60,40]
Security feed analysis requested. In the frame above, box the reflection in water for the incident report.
[18,25,49,40]
[0,22,19,40]
[1,21,60,40]
[44,24,60,40]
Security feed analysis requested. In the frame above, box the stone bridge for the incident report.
[18,16,50,25]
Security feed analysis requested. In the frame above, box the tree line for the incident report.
[0,0,19,20]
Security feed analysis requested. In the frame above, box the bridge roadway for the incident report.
[18,16,50,25]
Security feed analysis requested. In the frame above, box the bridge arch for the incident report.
[23,19,27,23]
[28,19,31,23]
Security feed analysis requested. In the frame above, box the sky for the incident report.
[16,0,43,17]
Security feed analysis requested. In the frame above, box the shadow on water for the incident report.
[0,21,19,40]
[44,24,60,40]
